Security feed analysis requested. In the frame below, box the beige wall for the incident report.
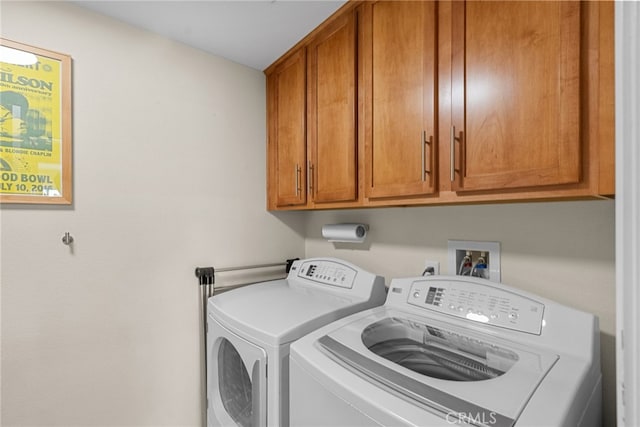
[0,2,304,426]
[305,200,616,426]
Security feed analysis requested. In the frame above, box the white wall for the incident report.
[0,2,304,426]
[305,200,616,425]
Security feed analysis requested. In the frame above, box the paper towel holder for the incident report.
[321,223,369,243]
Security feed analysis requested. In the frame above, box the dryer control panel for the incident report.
[297,260,357,289]
[406,278,545,335]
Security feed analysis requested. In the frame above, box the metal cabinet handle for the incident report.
[308,161,314,193]
[295,163,301,195]
[422,131,426,182]
[450,126,456,182]
[422,131,433,182]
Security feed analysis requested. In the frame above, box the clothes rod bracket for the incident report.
[285,258,298,273]
[194,267,215,286]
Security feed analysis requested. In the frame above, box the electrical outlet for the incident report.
[423,260,440,276]
[448,240,501,282]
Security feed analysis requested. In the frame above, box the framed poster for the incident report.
[0,38,72,204]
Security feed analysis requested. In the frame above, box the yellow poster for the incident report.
[0,39,71,204]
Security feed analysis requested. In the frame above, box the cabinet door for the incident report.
[307,11,358,204]
[267,49,307,207]
[451,1,581,191]
[364,1,437,199]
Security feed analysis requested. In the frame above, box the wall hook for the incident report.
[62,232,74,245]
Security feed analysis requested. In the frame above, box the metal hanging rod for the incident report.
[194,258,298,286]
[215,261,288,273]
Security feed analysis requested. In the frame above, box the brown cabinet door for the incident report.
[364,0,438,199]
[451,1,581,192]
[307,11,358,204]
[267,48,307,207]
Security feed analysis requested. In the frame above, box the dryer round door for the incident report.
[207,317,267,427]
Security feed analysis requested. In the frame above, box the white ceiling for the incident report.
[72,0,347,71]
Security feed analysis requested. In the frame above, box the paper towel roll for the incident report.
[321,223,368,243]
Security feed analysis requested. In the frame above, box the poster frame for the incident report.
[0,38,72,205]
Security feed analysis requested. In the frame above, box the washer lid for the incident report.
[320,309,559,426]
[208,279,371,347]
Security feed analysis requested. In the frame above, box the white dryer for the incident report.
[290,275,602,427]
[206,257,386,427]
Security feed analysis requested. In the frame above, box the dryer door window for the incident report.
[208,321,267,427]
[218,338,255,426]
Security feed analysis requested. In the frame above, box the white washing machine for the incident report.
[290,275,602,427]
[206,257,386,427]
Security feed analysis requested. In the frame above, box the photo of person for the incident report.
[0,90,52,150]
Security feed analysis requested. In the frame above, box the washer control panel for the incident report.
[297,260,357,289]
[408,279,545,334]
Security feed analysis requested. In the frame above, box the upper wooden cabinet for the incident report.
[265,0,614,210]
[437,0,614,203]
[266,48,306,208]
[362,1,438,200]
[266,9,359,209]
[307,11,358,205]
[450,1,581,192]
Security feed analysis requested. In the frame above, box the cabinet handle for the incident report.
[422,131,432,182]
[450,126,456,182]
[295,163,301,196]
[422,131,426,182]
[308,161,314,193]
